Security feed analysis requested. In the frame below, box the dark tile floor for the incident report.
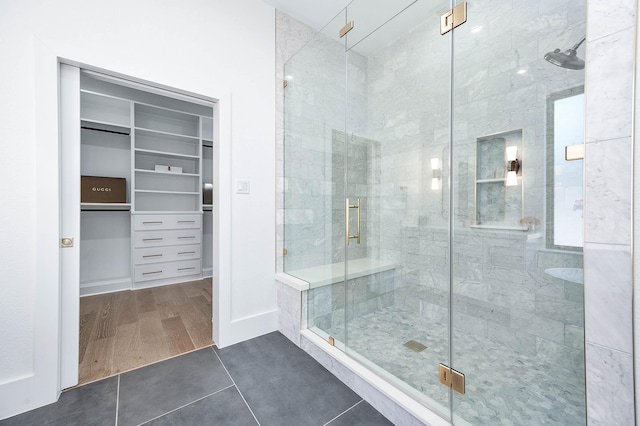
[1,332,393,426]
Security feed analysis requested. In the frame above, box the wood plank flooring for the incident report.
[78,278,213,385]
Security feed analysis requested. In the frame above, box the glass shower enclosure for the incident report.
[283,0,586,423]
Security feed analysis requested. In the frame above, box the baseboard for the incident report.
[80,278,131,296]
[0,374,58,421]
[216,309,278,348]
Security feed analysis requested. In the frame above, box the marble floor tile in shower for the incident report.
[322,305,586,425]
[215,331,364,426]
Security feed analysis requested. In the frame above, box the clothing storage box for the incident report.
[81,176,126,203]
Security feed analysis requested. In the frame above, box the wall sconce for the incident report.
[505,146,519,186]
[431,158,441,190]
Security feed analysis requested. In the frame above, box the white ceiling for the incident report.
[262,0,351,30]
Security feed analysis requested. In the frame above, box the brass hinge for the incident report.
[440,2,467,35]
[339,21,354,38]
[328,336,335,346]
[283,80,288,88]
[283,248,288,255]
[439,363,465,394]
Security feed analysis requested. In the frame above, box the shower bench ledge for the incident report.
[276,258,395,290]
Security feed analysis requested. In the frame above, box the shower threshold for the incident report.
[301,328,453,426]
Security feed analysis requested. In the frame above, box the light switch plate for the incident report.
[236,180,250,194]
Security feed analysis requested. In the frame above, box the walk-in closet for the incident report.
[61,67,216,385]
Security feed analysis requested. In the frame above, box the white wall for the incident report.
[0,0,276,417]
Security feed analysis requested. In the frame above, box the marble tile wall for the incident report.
[583,0,636,423]
[276,281,303,346]
[275,11,317,274]
[278,12,369,273]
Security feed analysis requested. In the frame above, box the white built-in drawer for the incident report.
[134,214,201,231]
[134,244,201,265]
[134,259,201,282]
[134,229,201,248]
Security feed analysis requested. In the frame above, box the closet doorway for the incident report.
[59,65,217,387]
[78,279,212,384]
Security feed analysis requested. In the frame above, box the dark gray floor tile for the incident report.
[118,348,233,426]
[0,376,117,426]
[216,331,362,426]
[327,401,394,426]
[143,386,258,426]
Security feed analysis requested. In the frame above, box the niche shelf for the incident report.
[474,129,525,230]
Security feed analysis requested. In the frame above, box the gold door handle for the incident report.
[346,198,361,245]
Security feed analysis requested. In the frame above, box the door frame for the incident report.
[57,59,231,387]
[0,40,232,419]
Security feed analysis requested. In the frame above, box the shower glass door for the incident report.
[343,0,453,418]
[286,0,587,423]
[450,0,586,424]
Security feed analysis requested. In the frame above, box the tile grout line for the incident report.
[77,344,216,388]
[322,399,364,426]
[134,384,235,426]
[211,346,263,426]
[115,374,121,426]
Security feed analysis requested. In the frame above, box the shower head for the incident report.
[544,36,586,70]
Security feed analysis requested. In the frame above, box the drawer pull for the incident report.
[178,251,196,255]
[143,238,163,242]
[143,221,163,225]
[178,267,196,271]
[178,220,195,224]
[178,236,196,239]
[143,254,163,258]
[143,270,163,275]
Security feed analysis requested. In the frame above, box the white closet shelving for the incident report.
[78,71,215,295]
[79,89,132,295]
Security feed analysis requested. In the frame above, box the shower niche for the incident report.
[473,129,526,230]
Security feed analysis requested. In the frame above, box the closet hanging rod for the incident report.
[81,125,130,136]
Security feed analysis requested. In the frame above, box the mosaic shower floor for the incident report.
[320,306,586,425]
